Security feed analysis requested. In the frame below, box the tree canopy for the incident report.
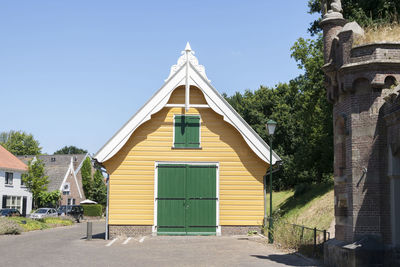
[22,159,49,208]
[308,0,400,34]
[224,0,398,190]
[0,130,41,156]
[54,145,88,155]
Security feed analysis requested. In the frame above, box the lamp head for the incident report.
[266,119,277,135]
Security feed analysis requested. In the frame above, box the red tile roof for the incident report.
[0,145,28,172]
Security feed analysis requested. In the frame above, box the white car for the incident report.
[29,208,58,219]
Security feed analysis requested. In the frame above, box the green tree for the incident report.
[0,130,41,156]
[38,190,61,208]
[22,159,49,208]
[224,35,332,189]
[81,157,93,199]
[54,145,88,155]
[91,169,107,206]
[308,0,400,34]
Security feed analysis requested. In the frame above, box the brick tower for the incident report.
[320,1,400,266]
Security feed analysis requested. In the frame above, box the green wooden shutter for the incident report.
[174,115,200,148]
[186,116,200,148]
[174,115,186,148]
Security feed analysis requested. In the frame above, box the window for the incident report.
[5,172,13,185]
[6,196,21,212]
[174,115,200,148]
[51,157,56,162]
[63,191,70,195]
[67,198,75,205]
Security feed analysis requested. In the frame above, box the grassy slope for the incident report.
[267,182,334,230]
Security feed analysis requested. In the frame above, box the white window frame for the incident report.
[6,196,22,213]
[153,161,220,236]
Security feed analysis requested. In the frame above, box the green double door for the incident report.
[157,164,217,235]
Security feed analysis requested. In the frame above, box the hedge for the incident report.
[81,204,103,217]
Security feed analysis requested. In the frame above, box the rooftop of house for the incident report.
[0,145,28,172]
[18,154,88,192]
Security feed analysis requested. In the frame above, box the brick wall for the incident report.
[322,19,400,245]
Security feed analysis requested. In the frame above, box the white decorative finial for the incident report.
[165,43,210,82]
[185,42,192,52]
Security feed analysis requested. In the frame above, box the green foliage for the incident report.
[308,0,400,34]
[22,159,49,208]
[9,217,73,231]
[82,204,103,217]
[91,169,107,206]
[54,145,88,155]
[81,157,93,199]
[0,130,41,156]
[43,217,74,226]
[0,217,23,234]
[225,36,332,190]
[9,217,49,231]
[276,181,333,220]
[38,190,61,208]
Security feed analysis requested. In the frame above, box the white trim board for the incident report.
[59,157,83,198]
[152,161,221,236]
[94,44,281,165]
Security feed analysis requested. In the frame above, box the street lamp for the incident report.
[266,119,277,244]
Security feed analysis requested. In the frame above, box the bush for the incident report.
[82,204,103,216]
[0,218,23,235]
[294,183,308,197]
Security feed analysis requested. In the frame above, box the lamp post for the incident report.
[266,119,277,244]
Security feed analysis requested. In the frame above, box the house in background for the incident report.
[95,44,281,238]
[0,145,32,216]
[19,154,89,206]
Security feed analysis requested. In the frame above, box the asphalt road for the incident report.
[0,221,317,267]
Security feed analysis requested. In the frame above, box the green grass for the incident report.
[277,182,334,230]
[8,217,49,231]
[262,182,334,257]
[7,217,74,232]
[272,182,334,256]
[266,189,294,214]
[43,217,74,226]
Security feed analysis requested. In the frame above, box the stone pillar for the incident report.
[320,16,346,64]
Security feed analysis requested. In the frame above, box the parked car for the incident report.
[29,208,58,219]
[57,205,84,222]
[57,205,72,216]
[0,208,22,217]
[69,205,84,223]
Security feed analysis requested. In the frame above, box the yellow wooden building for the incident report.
[95,43,281,238]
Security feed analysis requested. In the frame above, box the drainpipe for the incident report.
[105,172,110,240]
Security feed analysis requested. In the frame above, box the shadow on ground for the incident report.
[80,232,105,240]
[251,254,316,266]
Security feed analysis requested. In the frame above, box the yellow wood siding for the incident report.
[104,86,268,226]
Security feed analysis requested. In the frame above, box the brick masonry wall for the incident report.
[60,171,85,206]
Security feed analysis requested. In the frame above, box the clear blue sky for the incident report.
[1,1,319,155]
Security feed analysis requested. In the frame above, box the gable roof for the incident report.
[0,145,28,172]
[18,154,87,194]
[95,43,281,165]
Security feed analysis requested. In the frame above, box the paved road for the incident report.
[0,221,317,267]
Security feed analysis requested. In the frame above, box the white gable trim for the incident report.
[74,153,90,176]
[59,157,83,198]
[94,46,281,164]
